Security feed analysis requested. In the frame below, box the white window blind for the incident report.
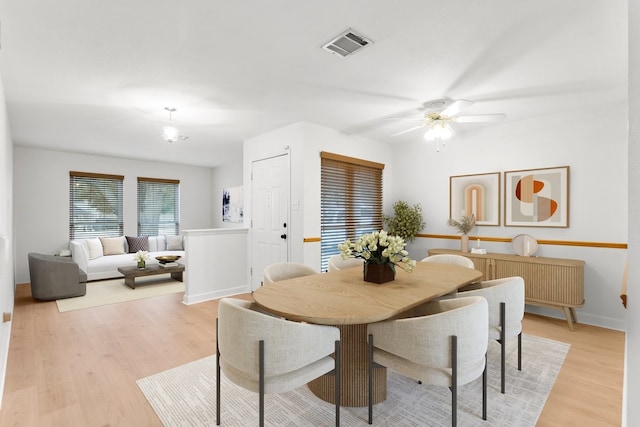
[137,177,180,236]
[69,171,124,240]
[320,151,384,272]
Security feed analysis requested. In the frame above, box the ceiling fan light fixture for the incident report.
[424,121,453,141]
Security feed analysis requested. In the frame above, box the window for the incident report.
[69,171,124,240]
[137,177,180,236]
[320,151,384,271]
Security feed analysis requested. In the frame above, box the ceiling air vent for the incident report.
[322,29,372,58]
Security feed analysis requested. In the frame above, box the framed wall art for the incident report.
[504,166,569,227]
[449,172,500,226]
[222,186,244,223]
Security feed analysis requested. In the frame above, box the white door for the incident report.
[250,154,289,291]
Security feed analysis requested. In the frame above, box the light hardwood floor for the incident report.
[0,283,624,426]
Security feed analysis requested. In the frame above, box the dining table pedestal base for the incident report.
[308,324,387,407]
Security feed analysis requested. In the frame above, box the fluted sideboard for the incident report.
[428,249,585,330]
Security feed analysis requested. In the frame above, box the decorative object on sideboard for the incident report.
[471,238,487,254]
[447,214,475,253]
[338,230,416,284]
[383,200,425,242]
[512,234,538,257]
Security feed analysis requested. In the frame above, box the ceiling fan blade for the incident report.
[455,113,507,123]
[391,125,424,137]
[384,116,424,121]
[440,99,473,117]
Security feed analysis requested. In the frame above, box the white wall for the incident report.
[393,105,628,330]
[624,1,638,424]
[211,156,244,228]
[13,147,214,283]
[244,122,393,271]
[0,72,15,410]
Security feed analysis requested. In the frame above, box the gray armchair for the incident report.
[28,253,87,300]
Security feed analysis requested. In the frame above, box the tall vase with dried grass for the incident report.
[448,214,475,252]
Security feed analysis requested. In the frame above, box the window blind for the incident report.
[69,171,124,240]
[137,177,180,236]
[320,152,384,272]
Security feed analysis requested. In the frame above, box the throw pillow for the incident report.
[100,236,126,255]
[166,235,184,251]
[85,237,104,260]
[126,235,149,253]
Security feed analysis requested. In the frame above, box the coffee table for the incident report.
[117,264,185,289]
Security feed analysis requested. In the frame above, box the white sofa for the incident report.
[70,235,186,281]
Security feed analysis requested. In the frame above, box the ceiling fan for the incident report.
[389,98,507,138]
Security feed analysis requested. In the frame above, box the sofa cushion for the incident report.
[166,235,184,250]
[85,237,104,260]
[126,235,149,253]
[100,236,126,255]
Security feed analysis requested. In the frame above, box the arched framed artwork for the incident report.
[504,166,569,227]
[449,172,500,226]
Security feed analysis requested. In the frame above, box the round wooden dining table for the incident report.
[252,261,482,407]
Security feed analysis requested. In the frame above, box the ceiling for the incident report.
[0,1,626,168]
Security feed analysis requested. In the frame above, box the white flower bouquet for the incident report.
[133,250,150,264]
[338,230,416,273]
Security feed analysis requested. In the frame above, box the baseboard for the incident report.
[526,305,626,331]
[181,285,250,305]
[0,316,12,411]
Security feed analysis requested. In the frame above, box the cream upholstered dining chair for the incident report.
[456,276,525,394]
[262,262,317,285]
[367,296,489,426]
[327,254,364,272]
[216,298,341,426]
[420,254,475,301]
[420,254,475,269]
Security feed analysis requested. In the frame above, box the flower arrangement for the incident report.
[338,230,417,273]
[133,250,150,267]
[447,214,476,235]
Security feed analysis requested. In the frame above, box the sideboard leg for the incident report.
[562,307,575,331]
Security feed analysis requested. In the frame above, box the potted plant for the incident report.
[383,201,426,242]
[447,214,475,252]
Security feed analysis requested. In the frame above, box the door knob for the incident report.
[280,234,287,240]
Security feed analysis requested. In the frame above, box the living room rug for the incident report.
[137,334,569,427]
[56,277,184,312]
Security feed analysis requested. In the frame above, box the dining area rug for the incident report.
[55,277,184,312]
[137,334,569,426]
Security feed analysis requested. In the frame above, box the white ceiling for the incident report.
[0,1,626,168]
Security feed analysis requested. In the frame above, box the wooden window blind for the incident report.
[137,177,180,236]
[69,171,124,240]
[320,152,384,271]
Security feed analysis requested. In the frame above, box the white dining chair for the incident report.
[328,254,364,272]
[262,262,317,285]
[367,296,489,426]
[420,254,475,269]
[216,298,341,426]
[456,276,525,393]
